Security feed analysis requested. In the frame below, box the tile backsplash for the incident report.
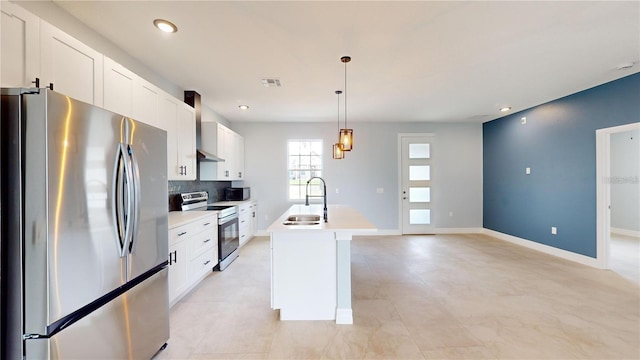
[168,180,232,211]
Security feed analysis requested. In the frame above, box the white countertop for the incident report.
[267,204,377,233]
[212,200,256,206]
[168,211,217,229]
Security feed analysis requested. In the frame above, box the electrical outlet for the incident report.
[551,226,557,235]
[526,167,531,175]
[335,188,339,194]
[521,117,527,125]
[376,188,384,194]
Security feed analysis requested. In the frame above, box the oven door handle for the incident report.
[218,213,238,225]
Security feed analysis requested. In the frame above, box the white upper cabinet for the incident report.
[234,131,245,179]
[163,95,196,180]
[132,77,162,130]
[200,122,244,181]
[40,20,103,106]
[1,1,40,88]
[103,56,134,117]
[177,103,196,179]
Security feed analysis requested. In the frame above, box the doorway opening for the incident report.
[596,122,640,285]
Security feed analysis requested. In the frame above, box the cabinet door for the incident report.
[238,204,251,246]
[1,2,39,87]
[217,123,230,179]
[168,240,188,305]
[235,133,245,180]
[103,56,134,117]
[250,202,258,238]
[177,104,196,180]
[160,95,180,180]
[132,77,162,129]
[40,20,103,106]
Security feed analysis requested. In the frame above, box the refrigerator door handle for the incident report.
[111,143,133,258]
[127,144,141,254]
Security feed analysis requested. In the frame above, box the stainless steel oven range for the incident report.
[181,191,239,270]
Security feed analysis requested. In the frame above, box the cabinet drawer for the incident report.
[189,250,215,280]
[169,224,191,244]
[189,230,216,260]
[169,215,216,244]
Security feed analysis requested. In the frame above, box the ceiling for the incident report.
[49,0,639,124]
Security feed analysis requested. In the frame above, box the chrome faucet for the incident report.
[305,176,328,222]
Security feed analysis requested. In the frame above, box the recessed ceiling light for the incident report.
[239,105,249,110]
[153,19,177,33]
[500,107,511,112]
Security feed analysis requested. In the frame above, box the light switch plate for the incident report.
[551,227,557,235]
[526,167,531,175]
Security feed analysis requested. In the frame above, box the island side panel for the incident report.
[335,231,353,324]
[271,231,337,320]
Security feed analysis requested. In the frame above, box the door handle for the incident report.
[112,143,132,258]
[127,144,141,254]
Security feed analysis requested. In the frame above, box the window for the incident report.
[288,139,323,200]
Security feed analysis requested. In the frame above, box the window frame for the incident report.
[287,139,324,202]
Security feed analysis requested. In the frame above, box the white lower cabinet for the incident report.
[168,214,218,306]
[239,201,257,247]
[168,239,188,303]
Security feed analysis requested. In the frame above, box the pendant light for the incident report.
[339,56,353,151]
[332,90,345,159]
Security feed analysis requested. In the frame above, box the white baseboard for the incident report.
[260,228,483,237]
[335,308,353,325]
[482,228,601,268]
[611,227,640,238]
[434,227,483,234]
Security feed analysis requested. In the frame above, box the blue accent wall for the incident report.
[483,73,640,257]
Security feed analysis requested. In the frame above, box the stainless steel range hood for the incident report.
[185,91,226,166]
[197,149,225,162]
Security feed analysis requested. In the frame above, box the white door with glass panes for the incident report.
[401,135,435,234]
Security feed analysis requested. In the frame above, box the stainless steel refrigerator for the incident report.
[1,88,170,359]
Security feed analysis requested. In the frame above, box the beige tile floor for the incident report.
[155,234,640,360]
[610,234,640,286]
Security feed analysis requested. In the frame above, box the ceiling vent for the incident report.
[261,78,282,87]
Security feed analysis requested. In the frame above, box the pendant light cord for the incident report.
[344,61,348,128]
[337,91,341,130]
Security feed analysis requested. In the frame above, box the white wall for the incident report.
[232,122,483,232]
[611,129,640,232]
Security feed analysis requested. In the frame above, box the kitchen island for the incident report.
[267,204,376,324]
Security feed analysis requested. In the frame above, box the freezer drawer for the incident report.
[25,268,169,360]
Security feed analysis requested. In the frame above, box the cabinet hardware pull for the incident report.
[204,260,211,266]
[203,239,210,243]
[32,78,40,87]
[173,250,177,263]
[203,222,211,226]
[178,231,187,236]
[49,83,54,90]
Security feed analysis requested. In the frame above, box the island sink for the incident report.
[282,221,321,226]
[286,214,321,222]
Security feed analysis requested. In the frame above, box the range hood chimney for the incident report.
[184,91,225,163]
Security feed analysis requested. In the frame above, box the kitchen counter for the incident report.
[211,199,255,207]
[268,204,376,324]
[168,210,216,229]
[267,204,376,233]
